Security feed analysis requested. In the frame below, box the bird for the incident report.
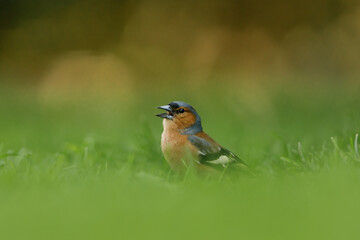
[156,101,246,173]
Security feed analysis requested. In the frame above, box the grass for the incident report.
[1,82,360,240]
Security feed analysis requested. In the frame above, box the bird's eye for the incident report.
[179,108,185,113]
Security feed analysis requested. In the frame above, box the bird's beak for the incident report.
[156,105,173,120]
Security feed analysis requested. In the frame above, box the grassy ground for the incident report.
[1,82,360,240]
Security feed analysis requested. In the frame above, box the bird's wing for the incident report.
[187,135,246,166]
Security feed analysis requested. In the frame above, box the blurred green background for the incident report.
[1,1,360,240]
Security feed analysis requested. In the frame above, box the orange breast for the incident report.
[161,120,198,172]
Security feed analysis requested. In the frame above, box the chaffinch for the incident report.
[156,101,246,173]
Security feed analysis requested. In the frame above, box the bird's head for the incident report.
[156,101,202,135]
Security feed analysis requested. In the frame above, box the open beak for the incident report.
[156,105,173,120]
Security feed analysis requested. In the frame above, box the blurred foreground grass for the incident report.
[1,81,360,240]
